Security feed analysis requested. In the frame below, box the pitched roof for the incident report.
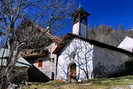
[53,33,133,56]
[45,31,62,44]
[0,20,62,49]
[19,20,62,44]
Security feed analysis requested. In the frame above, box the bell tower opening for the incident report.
[72,8,90,38]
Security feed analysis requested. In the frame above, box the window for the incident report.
[70,51,76,60]
[51,58,54,63]
[38,60,43,67]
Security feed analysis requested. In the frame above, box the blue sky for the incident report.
[1,0,133,46]
[86,0,133,29]
[59,0,133,35]
[1,0,133,35]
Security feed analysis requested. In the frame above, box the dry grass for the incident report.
[24,75,133,89]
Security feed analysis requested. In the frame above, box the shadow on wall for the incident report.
[28,66,50,82]
[93,60,133,78]
[125,60,133,75]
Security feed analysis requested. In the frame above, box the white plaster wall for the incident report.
[48,42,58,53]
[72,22,80,35]
[34,59,56,79]
[47,42,58,60]
[56,38,94,80]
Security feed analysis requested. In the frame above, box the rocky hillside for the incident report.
[88,25,133,46]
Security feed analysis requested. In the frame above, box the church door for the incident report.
[68,63,77,81]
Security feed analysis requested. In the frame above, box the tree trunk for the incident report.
[0,44,19,89]
[0,67,9,89]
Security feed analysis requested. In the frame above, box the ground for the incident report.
[24,75,133,89]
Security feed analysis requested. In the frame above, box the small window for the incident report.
[51,58,54,63]
[38,60,43,67]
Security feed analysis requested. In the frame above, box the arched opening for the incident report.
[68,62,77,81]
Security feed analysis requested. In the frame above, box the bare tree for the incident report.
[57,38,93,81]
[0,0,75,88]
[69,40,93,80]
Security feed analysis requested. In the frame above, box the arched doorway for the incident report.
[68,62,77,81]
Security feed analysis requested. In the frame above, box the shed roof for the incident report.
[0,48,31,67]
[0,56,31,67]
[0,48,9,58]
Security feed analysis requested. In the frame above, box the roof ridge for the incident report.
[53,33,133,56]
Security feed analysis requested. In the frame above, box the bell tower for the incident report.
[72,8,90,38]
